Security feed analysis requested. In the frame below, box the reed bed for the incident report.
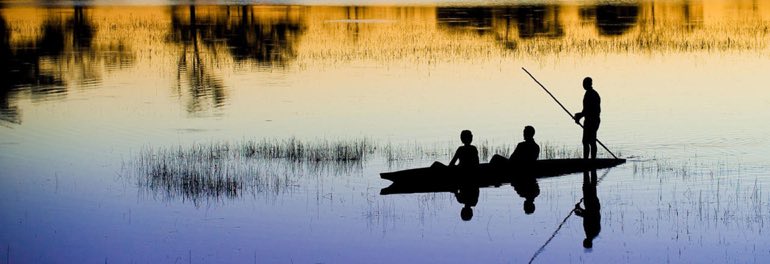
[135,144,236,206]
[126,137,606,204]
[241,138,374,162]
[131,144,285,206]
[615,157,768,242]
[539,142,583,160]
[383,141,455,162]
[384,140,586,163]
[631,157,739,178]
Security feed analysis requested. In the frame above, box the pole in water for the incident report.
[528,169,612,264]
[520,67,619,159]
[528,210,574,264]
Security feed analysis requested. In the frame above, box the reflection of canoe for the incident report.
[380,158,625,195]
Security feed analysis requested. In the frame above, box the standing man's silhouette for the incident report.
[573,77,601,159]
[574,169,600,249]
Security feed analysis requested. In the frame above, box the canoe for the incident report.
[380,158,625,195]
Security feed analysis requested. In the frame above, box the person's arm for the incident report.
[510,145,520,160]
[449,148,460,166]
[574,202,585,217]
[574,112,584,123]
[574,93,587,123]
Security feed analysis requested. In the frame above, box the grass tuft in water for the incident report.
[242,137,374,162]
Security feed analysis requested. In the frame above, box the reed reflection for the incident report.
[435,1,755,55]
[437,5,564,51]
[340,6,366,41]
[226,6,305,65]
[0,7,134,124]
[581,4,641,36]
[2,2,768,124]
[0,16,21,124]
[514,5,564,39]
[681,1,704,31]
[1,14,64,124]
[168,5,227,114]
[436,4,564,39]
[167,5,305,114]
[437,2,707,40]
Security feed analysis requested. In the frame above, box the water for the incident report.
[1,1,770,263]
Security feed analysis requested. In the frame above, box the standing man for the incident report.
[573,77,601,159]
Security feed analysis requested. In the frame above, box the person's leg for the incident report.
[490,154,507,164]
[582,128,590,159]
[585,118,599,159]
[431,161,446,168]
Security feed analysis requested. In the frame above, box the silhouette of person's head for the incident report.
[583,77,593,90]
[460,130,473,145]
[523,199,536,214]
[461,206,473,221]
[523,125,535,141]
[583,238,593,249]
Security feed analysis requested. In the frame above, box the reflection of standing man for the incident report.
[573,77,601,159]
[574,169,600,248]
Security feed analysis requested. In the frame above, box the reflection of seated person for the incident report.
[455,185,480,221]
[433,130,480,168]
[512,175,540,215]
[491,126,540,164]
[574,170,601,249]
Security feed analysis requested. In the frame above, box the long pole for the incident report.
[521,67,619,159]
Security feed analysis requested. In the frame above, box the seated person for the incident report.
[433,130,479,168]
[510,125,540,161]
[490,125,540,163]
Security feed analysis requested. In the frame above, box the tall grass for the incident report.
[619,156,768,242]
[383,140,587,164]
[631,157,738,178]
[134,143,246,206]
[131,144,278,206]
[126,137,605,204]
[242,137,374,162]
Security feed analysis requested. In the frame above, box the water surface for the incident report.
[1,1,770,263]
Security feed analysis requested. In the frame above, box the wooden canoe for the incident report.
[380,158,625,195]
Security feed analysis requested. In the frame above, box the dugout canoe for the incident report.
[380,158,625,195]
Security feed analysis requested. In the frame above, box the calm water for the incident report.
[1,1,770,263]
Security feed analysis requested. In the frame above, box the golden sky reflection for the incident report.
[1,1,769,155]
